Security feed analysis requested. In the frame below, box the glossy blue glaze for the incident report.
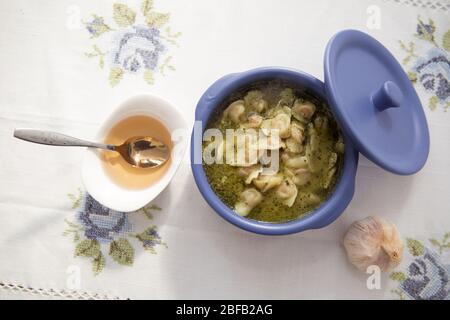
[191,67,359,235]
[324,30,430,175]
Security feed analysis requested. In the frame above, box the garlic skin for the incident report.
[343,216,403,272]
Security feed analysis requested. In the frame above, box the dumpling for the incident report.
[323,167,336,189]
[245,113,263,128]
[238,165,263,184]
[276,178,298,207]
[307,123,319,152]
[277,88,295,107]
[292,99,316,123]
[328,152,338,169]
[266,105,292,119]
[253,173,283,192]
[298,192,321,206]
[282,152,309,169]
[255,100,268,113]
[234,188,263,216]
[305,125,321,173]
[244,90,268,113]
[285,137,303,153]
[285,168,311,186]
[323,152,338,189]
[261,113,291,138]
[224,100,246,123]
[290,121,305,143]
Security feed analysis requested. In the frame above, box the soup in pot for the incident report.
[202,81,344,223]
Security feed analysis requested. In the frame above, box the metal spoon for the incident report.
[13,128,170,168]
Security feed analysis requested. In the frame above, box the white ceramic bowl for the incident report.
[82,94,189,212]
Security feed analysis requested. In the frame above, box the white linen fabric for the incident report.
[0,0,449,299]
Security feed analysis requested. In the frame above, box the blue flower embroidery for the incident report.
[400,248,450,300]
[399,16,450,111]
[111,25,165,73]
[391,235,450,300]
[85,15,111,38]
[413,47,450,102]
[77,194,132,244]
[415,17,436,43]
[83,1,180,86]
[135,226,165,252]
[64,190,167,275]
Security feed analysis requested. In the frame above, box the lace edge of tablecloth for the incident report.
[384,0,450,11]
[0,281,123,300]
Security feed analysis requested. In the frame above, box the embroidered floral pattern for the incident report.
[399,16,450,111]
[83,0,180,86]
[390,233,450,300]
[63,189,166,275]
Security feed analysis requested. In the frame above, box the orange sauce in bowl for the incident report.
[100,115,172,190]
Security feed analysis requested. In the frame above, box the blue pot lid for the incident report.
[324,30,429,175]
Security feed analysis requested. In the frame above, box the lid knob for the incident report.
[372,81,403,111]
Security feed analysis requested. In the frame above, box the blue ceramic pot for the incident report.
[191,67,359,235]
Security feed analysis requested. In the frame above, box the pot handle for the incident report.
[195,73,238,119]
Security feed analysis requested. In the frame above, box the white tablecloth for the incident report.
[0,0,449,299]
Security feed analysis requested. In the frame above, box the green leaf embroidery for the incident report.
[109,68,124,87]
[442,29,450,51]
[140,203,161,219]
[407,238,424,256]
[407,71,417,83]
[444,232,450,242]
[109,238,134,266]
[64,218,82,230]
[85,45,107,69]
[429,96,439,111]
[159,56,175,76]
[162,27,181,46]
[63,229,80,242]
[113,3,136,27]
[390,271,406,282]
[146,12,170,28]
[67,188,83,209]
[135,227,157,242]
[429,238,440,247]
[141,0,154,16]
[75,239,101,258]
[398,41,417,66]
[429,232,450,254]
[143,69,155,85]
[391,289,406,300]
[63,219,84,242]
[92,252,105,275]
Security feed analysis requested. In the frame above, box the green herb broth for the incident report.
[202,80,344,223]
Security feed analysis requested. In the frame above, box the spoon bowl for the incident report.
[117,136,170,168]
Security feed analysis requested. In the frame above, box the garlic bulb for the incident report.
[343,216,403,272]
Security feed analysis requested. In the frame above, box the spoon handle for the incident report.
[13,128,115,150]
